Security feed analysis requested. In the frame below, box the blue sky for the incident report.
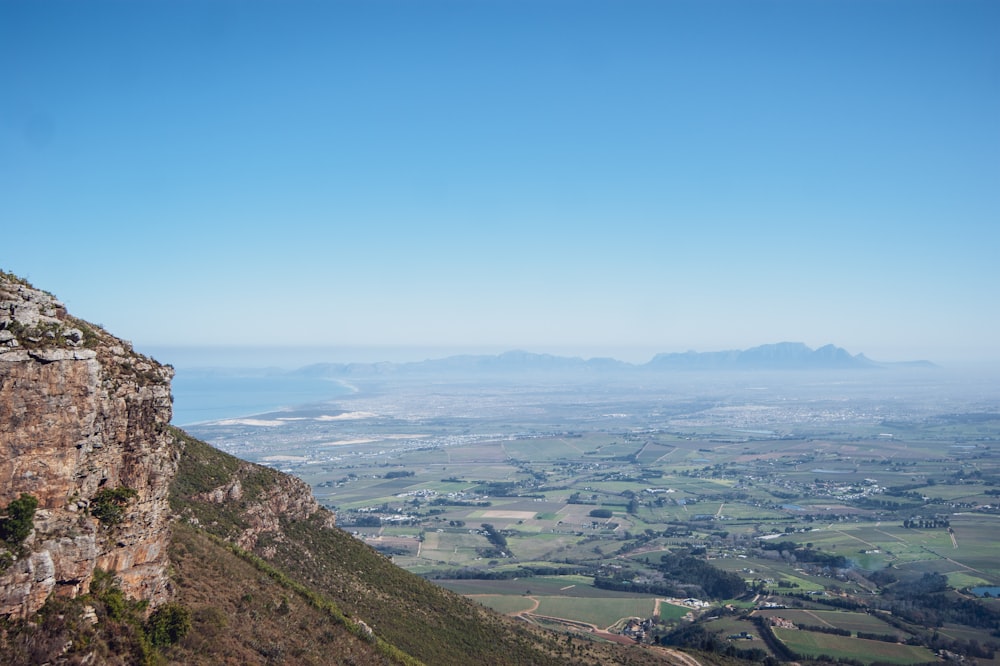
[2,0,998,365]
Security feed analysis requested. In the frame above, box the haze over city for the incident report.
[3,0,998,365]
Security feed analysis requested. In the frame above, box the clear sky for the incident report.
[2,0,998,365]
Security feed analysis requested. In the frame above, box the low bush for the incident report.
[91,487,138,526]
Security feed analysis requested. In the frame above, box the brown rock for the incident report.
[0,273,178,618]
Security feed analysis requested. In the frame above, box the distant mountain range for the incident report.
[648,342,876,370]
[293,342,934,378]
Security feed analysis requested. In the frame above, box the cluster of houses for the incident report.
[727,630,755,640]
[620,617,655,642]
[756,601,788,610]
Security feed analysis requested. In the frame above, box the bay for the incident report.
[169,370,351,426]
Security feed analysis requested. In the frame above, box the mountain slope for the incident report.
[166,430,674,666]
[0,269,690,665]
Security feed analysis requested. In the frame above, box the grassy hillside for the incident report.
[166,428,679,666]
[166,521,398,665]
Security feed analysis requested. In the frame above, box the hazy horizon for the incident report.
[144,342,999,373]
[4,1,998,365]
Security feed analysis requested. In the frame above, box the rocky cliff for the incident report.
[0,272,176,618]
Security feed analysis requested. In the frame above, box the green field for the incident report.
[755,609,903,636]
[533,596,656,629]
[775,628,937,664]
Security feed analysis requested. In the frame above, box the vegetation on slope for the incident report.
[168,428,677,666]
[164,521,399,665]
[0,568,190,666]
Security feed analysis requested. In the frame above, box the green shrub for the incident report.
[0,494,38,548]
[89,569,154,664]
[91,487,138,526]
[146,603,192,647]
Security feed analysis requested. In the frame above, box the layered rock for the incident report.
[0,272,176,618]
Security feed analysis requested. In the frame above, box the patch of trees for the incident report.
[856,631,900,643]
[749,616,797,661]
[480,524,508,552]
[901,516,950,528]
[868,569,898,587]
[614,529,661,555]
[424,568,523,581]
[884,485,926,500]
[567,492,597,505]
[475,482,521,497]
[518,565,587,576]
[430,498,491,507]
[594,576,685,597]
[876,605,1000,660]
[798,624,851,636]
[853,498,921,511]
[424,565,588,581]
[872,572,1000,632]
[657,555,747,599]
[384,470,415,479]
[596,554,746,600]
[758,540,848,568]
[588,509,613,518]
[924,633,997,659]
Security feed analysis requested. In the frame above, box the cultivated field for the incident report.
[774,628,937,664]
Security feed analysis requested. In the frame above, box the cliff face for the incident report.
[0,273,176,618]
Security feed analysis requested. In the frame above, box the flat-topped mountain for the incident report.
[647,341,879,370]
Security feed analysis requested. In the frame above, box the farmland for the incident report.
[186,365,1000,662]
[773,628,937,664]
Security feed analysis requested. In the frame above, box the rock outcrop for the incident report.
[192,463,335,556]
[0,272,176,618]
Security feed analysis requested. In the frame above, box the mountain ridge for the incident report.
[292,342,933,378]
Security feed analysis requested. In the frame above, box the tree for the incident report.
[90,487,138,526]
[0,494,38,548]
[146,603,192,646]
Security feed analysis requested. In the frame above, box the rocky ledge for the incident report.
[0,272,176,618]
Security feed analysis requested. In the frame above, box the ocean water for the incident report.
[169,372,351,426]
